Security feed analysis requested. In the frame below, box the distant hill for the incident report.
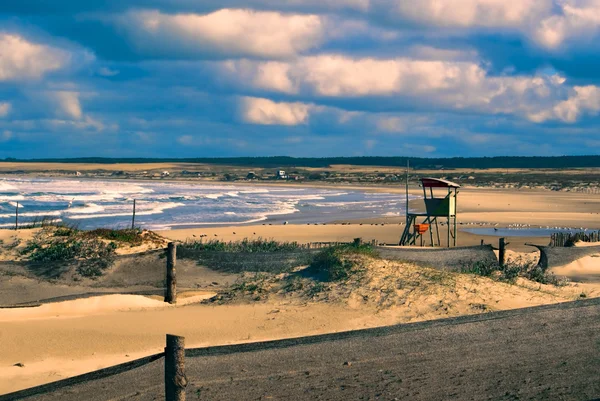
[3,156,600,169]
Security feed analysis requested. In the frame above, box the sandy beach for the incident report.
[1,183,600,395]
[154,186,600,252]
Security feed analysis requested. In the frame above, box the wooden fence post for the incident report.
[165,334,187,401]
[15,202,19,230]
[499,237,506,266]
[165,242,177,304]
[131,199,136,230]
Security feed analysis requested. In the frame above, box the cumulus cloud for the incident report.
[529,85,600,122]
[221,55,493,98]
[386,0,550,28]
[382,0,600,51]
[220,55,566,117]
[112,9,325,59]
[240,97,313,125]
[220,54,600,124]
[534,0,600,49]
[0,102,10,117]
[0,33,69,80]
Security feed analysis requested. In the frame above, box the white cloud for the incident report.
[46,116,106,131]
[221,55,597,123]
[387,0,550,28]
[222,55,489,97]
[240,97,313,125]
[115,9,325,58]
[530,85,600,122]
[534,0,600,49]
[0,102,10,117]
[52,91,83,119]
[222,60,297,93]
[375,116,408,133]
[0,34,70,81]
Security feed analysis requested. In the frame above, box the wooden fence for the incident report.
[550,231,600,247]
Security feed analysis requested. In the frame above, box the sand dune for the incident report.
[2,259,598,395]
[0,292,215,322]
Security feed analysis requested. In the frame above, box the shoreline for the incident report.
[3,175,600,246]
[0,171,583,194]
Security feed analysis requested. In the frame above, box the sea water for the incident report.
[0,177,408,230]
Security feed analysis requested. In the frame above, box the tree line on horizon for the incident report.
[2,156,600,169]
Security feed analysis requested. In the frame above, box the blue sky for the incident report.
[1,0,600,158]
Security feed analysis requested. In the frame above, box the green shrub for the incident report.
[21,234,118,278]
[461,258,568,286]
[461,260,498,277]
[306,243,375,282]
[83,228,144,246]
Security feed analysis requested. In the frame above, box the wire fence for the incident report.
[2,200,138,231]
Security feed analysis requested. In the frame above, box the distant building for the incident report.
[247,171,256,179]
[75,171,82,176]
[277,170,287,179]
[161,171,170,177]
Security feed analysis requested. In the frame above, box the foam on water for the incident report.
[0,177,408,229]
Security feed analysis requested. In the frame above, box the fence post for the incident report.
[165,242,177,304]
[15,202,19,230]
[499,237,506,266]
[480,239,484,246]
[165,334,187,401]
[131,199,136,230]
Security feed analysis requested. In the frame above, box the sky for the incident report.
[1,1,600,158]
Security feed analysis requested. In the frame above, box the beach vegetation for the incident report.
[305,242,376,282]
[460,258,567,286]
[16,227,162,278]
[83,228,146,246]
[180,238,303,253]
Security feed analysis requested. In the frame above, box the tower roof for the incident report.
[420,177,461,188]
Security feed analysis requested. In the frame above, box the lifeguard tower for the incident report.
[399,178,460,247]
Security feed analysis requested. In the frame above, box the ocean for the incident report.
[0,177,407,230]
